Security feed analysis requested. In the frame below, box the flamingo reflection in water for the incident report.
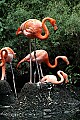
[40,70,69,85]
[0,47,17,98]
[17,49,69,82]
[16,17,58,83]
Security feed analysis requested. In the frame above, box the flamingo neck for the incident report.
[62,72,69,83]
[57,71,64,83]
[0,59,5,67]
[36,18,53,40]
[1,49,8,59]
[46,55,69,68]
[58,70,69,83]
[60,71,67,79]
[0,49,7,67]
[46,57,58,68]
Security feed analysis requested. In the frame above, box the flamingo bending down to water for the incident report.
[0,47,16,80]
[17,50,69,81]
[40,70,69,85]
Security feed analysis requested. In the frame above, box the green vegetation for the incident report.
[0,0,80,85]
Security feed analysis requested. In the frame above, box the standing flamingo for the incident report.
[16,17,58,39]
[40,70,69,85]
[16,17,58,83]
[0,47,16,80]
[17,50,69,82]
[0,47,17,98]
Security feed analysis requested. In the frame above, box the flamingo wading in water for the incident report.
[40,70,69,85]
[17,50,69,82]
[16,17,58,83]
[0,47,17,98]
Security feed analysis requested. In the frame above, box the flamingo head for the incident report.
[62,73,69,83]
[16,27,23,35]
[65,77,69,83]
[61,56,70,65]
[59,70,69,84]
[50,18,58,32]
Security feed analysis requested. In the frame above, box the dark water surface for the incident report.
[0,81,80,120]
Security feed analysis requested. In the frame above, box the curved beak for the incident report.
[16,27,22,35]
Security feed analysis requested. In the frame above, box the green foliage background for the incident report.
[0,0,80,85]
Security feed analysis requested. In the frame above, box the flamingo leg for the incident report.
[36,62,41,81]
[34,38,41,82]
[39,64,43,78]
[34,70,36,83]
[33,63,40,83]
[10,62,17,99]
[29,39,32,83]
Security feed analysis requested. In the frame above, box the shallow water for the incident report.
[0,82,80,120]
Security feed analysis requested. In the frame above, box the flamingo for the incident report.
[40,70,69,85]
[16,17,58,39]
[16,17,58,83]
[0,47,17,98]
[0,47,16,80]
[17,50,69,81]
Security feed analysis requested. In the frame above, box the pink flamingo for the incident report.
[17,50,69,81]
[16,17,58,39]
[0,47,17,98]
[40,70,69,85]
[0,47,16,80]
[16,17,58,83]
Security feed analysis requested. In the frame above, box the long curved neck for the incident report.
[45,56,67,68]
[46,57,59,68]
[37,17,53,40]
[4,47,16,57]
[57,71,64,84]
[60,71,69,83]
[0,49,8,67]
[0,59,5,67]
[1,49,8,59]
